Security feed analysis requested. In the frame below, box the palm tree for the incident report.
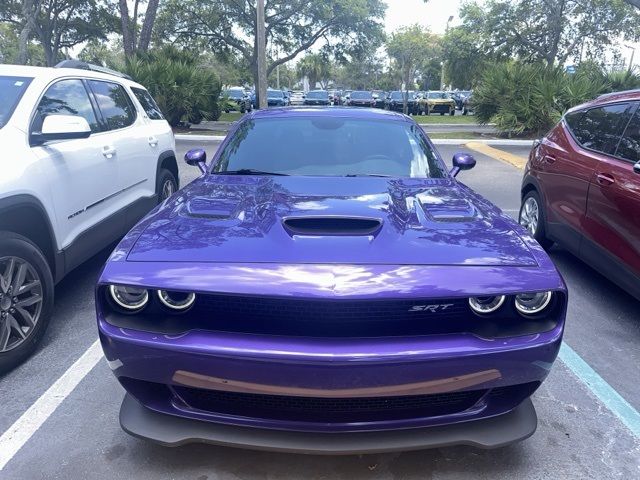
[297,54,333,89]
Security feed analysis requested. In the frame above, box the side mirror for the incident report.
[634,161,640,175]
[450,152,476,177]
[184,148,207,174]
[32,115,91,145]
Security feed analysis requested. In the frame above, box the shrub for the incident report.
[473,62,609,136]
[123,47,222,126]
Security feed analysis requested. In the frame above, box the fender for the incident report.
[0,194,63,282]
[156,150,179,190]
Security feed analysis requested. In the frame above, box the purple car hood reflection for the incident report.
[127,176,537,266]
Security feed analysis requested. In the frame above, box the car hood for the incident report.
[127,176,537,266]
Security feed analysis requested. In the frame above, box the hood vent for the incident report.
[283,216,382,236]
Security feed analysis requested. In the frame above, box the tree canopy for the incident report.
[462,0,640,67]
[155,0,386,86]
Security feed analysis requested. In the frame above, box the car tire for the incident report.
[157,168,178,203]
[0,231,54,375]
[519,191,553,249]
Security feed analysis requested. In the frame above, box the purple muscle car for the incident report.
[97,107,567,453]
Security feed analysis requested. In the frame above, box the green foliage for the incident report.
[441,26,486,89]
[461,0,640,67]
[297,53,333,89]
[473,62,608,136]
[603,69,640,91]
[0,23,45,65]
[387,24,440,110]
[123,47,222,126]
[156,0,386,85]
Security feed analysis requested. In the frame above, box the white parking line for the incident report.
[0,340,103,471]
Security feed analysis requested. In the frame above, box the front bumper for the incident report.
[100,315,561,434]
[429,103,454,113]
[121,393,537,453]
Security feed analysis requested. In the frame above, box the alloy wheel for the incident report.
[161,179,175,201]
[519,197,540,235]
[0,256,43,352]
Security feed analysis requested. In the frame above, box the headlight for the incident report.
[469,295,505,314]
[515,291,553,315]
[157,290,196,311]
[108,285,149,312]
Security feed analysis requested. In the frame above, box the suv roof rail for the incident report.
[54,60,132,80]
[596,88,640,100]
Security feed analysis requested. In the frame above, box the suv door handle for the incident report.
[596,173,615,186]
[102,145,116,158]
[148,136,158,147]
[544,155,556,164]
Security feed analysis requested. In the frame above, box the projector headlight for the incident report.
[468,295,506,314]
[515,291,553,315]
[157,290,196,311]
[108,285,149,312]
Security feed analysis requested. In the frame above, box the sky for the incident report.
[384,0,464,34]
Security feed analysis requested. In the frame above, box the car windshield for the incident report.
[0,76,33,128]
[225,89,244,99]
[306,91,328,99]
[428,92,451,99]
[390,91,413,100]
[214,117,446,177]
[268,90,284,99]
[350,91,372,99]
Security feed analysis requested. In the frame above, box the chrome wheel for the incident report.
[160,179,175,201]
[519,197,540,235]
[0,256,43,352]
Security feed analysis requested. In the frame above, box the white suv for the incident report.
[0,62,178,372]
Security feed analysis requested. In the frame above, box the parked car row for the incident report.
[219,87,474,116]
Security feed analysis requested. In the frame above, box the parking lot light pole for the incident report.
[257,0,267,109]
[625,45,636,73]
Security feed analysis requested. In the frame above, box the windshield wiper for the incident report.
[344,173,392,177]
[216,169,289,176]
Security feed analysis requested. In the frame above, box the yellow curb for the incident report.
[464,141,528,170]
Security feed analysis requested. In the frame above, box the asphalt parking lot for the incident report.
[1,139,638,479]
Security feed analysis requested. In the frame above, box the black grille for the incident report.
[173,386,486,423]
[197,295,467,322]
[194,295,470,337]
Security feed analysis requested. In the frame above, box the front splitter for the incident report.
[120,394,537,454]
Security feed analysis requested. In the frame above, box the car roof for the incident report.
[567,89,640,114]
[0,64,145,89]
[245,106,409,122]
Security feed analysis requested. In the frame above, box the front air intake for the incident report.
[282,216,382,236]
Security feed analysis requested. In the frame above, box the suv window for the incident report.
[88,80,136,130]
[566,103,632,154]
[0,76,33,128]
[131,87,164,120]
[615,109,640,163]
[33,79,99,132]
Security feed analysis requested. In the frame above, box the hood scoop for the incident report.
[186,197,240,220]
[417,197,480,223]
[282,216,382,236]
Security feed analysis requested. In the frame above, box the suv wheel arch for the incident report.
[0,195,60,282]
[157,151,179,192]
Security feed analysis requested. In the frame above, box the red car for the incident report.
[520,89,640,300]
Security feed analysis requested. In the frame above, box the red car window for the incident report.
[615,109,640,163]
